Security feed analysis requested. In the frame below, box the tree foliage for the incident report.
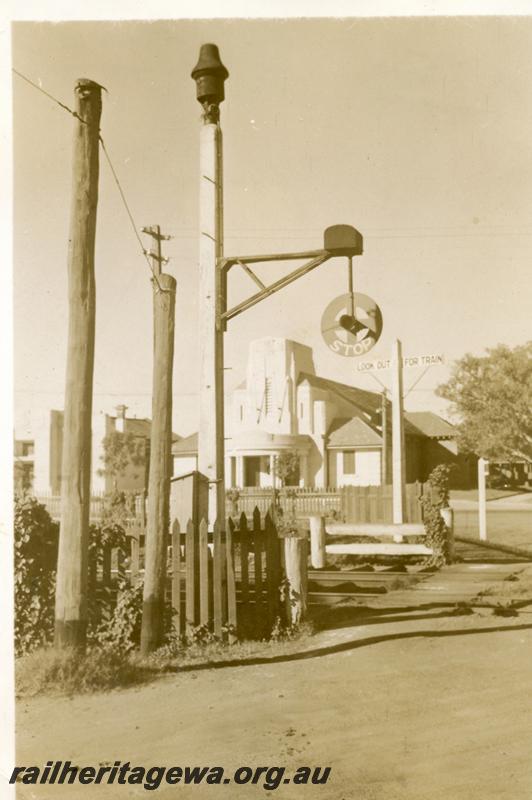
[99,431,146,490]
[437,342,532,462]
[274,450,300,487]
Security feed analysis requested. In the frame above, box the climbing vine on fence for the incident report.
[421,464,454,568]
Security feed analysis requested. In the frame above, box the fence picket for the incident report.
[185,518,196,631]
[265,511,280,626]
[129,531,140,586]
[213,519,223,639]
[252,506,263,623]
[226,518,237,641]
[171,520,182,635]
[239,512,249,605]
[368,487,377,522]
[199,518,209,627]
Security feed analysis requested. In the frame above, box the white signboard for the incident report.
[355,354,445,372]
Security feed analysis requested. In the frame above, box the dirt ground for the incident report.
[16,611,532,800]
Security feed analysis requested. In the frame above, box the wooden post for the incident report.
[391,339,406,526]
[283,536,308,626]
[54,79,102,649]
[381,390,388,485]
[309,515,326,569]
[140,271,176,655]
[478,457,488,541]
[440,506,455,563]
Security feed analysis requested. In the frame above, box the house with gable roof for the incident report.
[172,337,474,489]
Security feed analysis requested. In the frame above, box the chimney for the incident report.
[115,404,127,433]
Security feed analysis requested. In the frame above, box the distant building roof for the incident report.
[404,412,456,439]
[298,372,381,416]
[123,418,152,438]
[108,415,180,442]
[327,417,383,448]
[172,432,198,455]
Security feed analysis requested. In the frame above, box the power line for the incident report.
[97,136,167,293]
[12,67,168,294]
[12,68,82,120]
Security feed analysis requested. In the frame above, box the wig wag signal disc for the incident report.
[321,292,383,357]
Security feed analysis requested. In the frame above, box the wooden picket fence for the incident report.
[228,483,426,524]
[37,483,425,526]
[341,482,425,524]
[93,506,284,639]
[228,487,341,518]
[169,509,283,639]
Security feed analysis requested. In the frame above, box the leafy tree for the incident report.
[98,431,146,491]
[437,342,532,462]
[274,450,300,487]
[272,450,302,536]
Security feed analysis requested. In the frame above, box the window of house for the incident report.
[343,451,356,474]
[15,440,34,457]
[264,378,272,415]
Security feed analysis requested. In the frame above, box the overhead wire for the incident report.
[12,67,167,293]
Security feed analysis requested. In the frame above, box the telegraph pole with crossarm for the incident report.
[140,224,176,654]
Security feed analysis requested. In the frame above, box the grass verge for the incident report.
[16,646,152,698]
[16,623,316,699]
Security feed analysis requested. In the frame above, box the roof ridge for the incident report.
[298,370,381,400]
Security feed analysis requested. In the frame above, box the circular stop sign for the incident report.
[321,292,383,357]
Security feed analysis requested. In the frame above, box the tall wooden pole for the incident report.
[192,45,229,526]
[140,229,176,655]
[381,389,388,485]
[391,339,406,525]
[55,79,102,649]
[198,122,225,524]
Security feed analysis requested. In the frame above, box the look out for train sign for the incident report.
[356,353,445,371]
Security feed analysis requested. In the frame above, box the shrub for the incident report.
[90,582,144,652]
[14,496,58,656]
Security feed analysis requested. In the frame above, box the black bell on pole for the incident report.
[191,43,229,106]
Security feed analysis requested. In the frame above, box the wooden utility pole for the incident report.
[391,339,406,525]
[55,79,102,649]
[140,226,176,655]
[381,389,388,485]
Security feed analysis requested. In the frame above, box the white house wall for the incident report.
[224,338,387,489]
[173,455,198,478]
[333,448,382,486]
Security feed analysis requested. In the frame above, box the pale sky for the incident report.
[12,15,532,437]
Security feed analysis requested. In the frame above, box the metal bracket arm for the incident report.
[221,252,331,322]
[236,260,267,290]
